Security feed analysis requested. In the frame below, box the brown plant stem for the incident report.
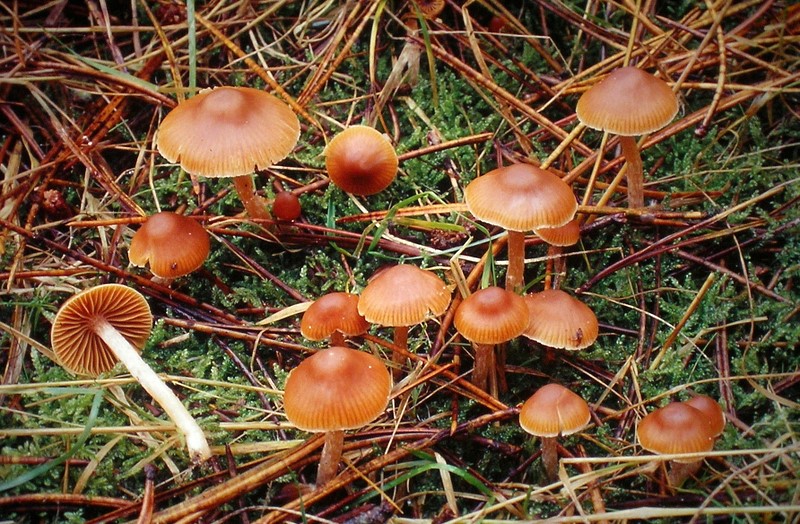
[541,436,558,482]
[316,430,345,487]
[392,326,409,381]
[505,230,525,292]
[232,175,271,220]
[471,343,495,393]
[667,460,702,487]
[619,135,644,209]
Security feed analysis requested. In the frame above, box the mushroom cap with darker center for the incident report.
[576,66,679,136]
[283,346,391,432]
[301,292,369,341]
[464,163,577,232]
[454,286,528,344]
[129,212,210,279]
[325,125,398,195]
[637,402,716,463]
[519,383,591,438]
[51,284,153,376]
[156,86,300,177]
[523,289,598,350]
[358,265,451,327]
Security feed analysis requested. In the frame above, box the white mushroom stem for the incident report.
[94,319,212,462]
[619,136,644,209]
[232,175,272,220]
[316,430,345,488]
[505,230,525,293]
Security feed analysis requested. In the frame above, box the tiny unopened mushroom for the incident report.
[464,163,577,292]
[454,286,528,394]
[325,125,399,195]
[129,211,210,280]
[637,401,718,487]
[51,284,211,462]
[358,265,451,380]
[156,86,300,219]
[576,67,678,208]
[271,191,302,221]
[523,289,598,350]
[300,292,369,347]
[283,346,391,487]
[519,383,591,481]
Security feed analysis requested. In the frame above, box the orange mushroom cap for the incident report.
[129,212,210,279]
[683,395,726,438]
[271,191,302,221]
[325,125,398,195]
[156,86,300,177]
[454,286,528,344]
[413,0,445,19]
[519,383,591,438]
[51,284,153,376]
[637,402,716,463]
[300,292,370,341]
[523,289,598,350]
[358,265,451,327]
[283,346,391,432]
[465,163,577,232]
[534,218,581,247]
[576,67,679,136]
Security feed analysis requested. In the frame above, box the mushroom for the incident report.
[357,265,451,380]
[523,289,598,350]
[325,125,399,195]
[283,346,391,487]
[156,86,300,220]
[129,211,210,280]
[637,400,718,487]
[684,395,726,439]
[300,292,369,347]
[464,163,577,292]
[534,218,581,289]
[51,284,211,462]
[453,286,528,394]
[519,383,591,482]
[271,191,302,222]
[576,67,678,208]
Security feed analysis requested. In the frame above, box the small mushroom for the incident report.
[464,163,577,292]
[534,218,581,289]
[576,67,678,208]
[271,191,302,222]
[283,346,391,487]
[519,383,591,482]
[300,292,369,347]
[453,286,528,394]
[129,211,210,280]
[523,289,598,350]
[51,284,211,462]
[684,395,726,439]
[156,86,300,219]
[325,125,399,195]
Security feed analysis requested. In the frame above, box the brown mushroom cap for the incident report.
[358,265,451,327]
[519,383,591,438]
[534,218,581,247]
[325,125,398,195]
[283,346,391,432]
[271,191,302,221]
[464,163,577,232]
[156,86,300,177]
[637,402,716,462]
[51,284,153,376]
[576,67,679,136]
[454,286,528,344]
[413,0,445,19]
[129,212,210,279]
[683,395,726,438]
[300,292,370,341]
[523,289,598,350]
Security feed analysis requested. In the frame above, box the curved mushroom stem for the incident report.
[316,430,345,487]
[619,136,644,209]
[540,436,559,482]
[505,230,525,293]
[232,175,272,220]
[391,325,409,381]
[471,343,495,393]
[667,460,702,488]
[94,319,212,463]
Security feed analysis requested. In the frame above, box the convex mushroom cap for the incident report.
[301,292,369,342]
[129,212,210,279]
[358,265,451,327]
[519,383,591,438]
[283,346,391,432]
[534,218,581,247]
[523,289,598,350]
[325,125,398,195]
[454,286,528,344]
[156,86,300,177]
[637,402,716,462]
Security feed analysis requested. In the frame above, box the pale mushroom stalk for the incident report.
[232,175,272,220]
[505,230,525,292]
[619,136,645,209]
[94,319,211,462]
[316,430,345,488]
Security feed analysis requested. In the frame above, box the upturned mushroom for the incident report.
[51,284,211,462]
[519,383,591,482]
[156,86,300,219]
[464,163,577,292]
[325,125,398,195]
[576,67,678,208]
[129,211,210,280]
[283,346,391,487]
